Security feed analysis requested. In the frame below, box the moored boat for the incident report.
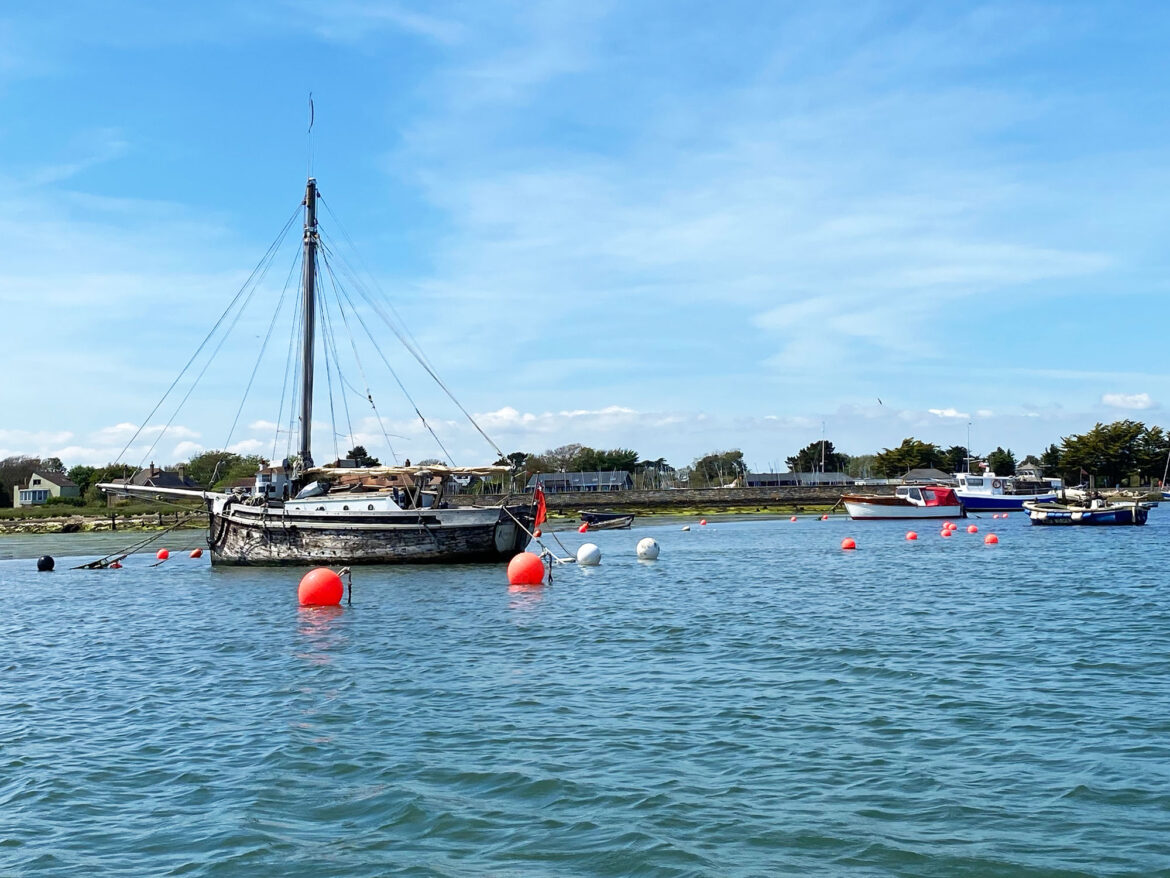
[1024,498,1149,526]
[954,472,1058,511]
[580,511,635,530]
[842,485,965,520]
[101,177,537,566]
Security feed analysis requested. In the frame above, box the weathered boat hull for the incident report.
[206,500,535,566]
[580,513,634,529]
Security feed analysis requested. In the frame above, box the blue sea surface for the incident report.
[1,514,1168,876]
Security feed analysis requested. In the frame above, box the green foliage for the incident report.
[873,438,944,477]
[846,454,877,479]
[577,447,639,473]
[942,445,968,474]
[346,445,381,467]
[0,455,41,506]
[690,450,747,486]
[1057,420,1164,486]
[986,447,1016,476]
[183,451,266,489]
[40,457,66,473]
[494,451,529,469]
[786,440,848,473]
[67,465,97,495]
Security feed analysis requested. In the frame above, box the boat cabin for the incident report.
[896,485,961,507]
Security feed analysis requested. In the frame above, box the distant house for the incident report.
[527,471,633,493]
[131,463,202,490]
[901,468,956,485]
[1016,462,1043,480]
[255,464,292,499]
[13,470,80,507]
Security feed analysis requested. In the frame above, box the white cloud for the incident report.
[172,440,203,459]
[928,408,970,420]
[1101,392,1152,410]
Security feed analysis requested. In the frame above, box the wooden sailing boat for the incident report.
[101,178,536,566]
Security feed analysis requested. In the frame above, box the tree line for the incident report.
[3,419,1167,505]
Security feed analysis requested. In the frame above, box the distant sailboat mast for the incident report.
[299,177,319,469]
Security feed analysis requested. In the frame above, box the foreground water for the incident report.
[1,515,1168,876]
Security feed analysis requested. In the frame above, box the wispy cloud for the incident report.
[1102,392,1153,410]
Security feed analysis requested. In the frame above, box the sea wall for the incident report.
[452,485,896,511]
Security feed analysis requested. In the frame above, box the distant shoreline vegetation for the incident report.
[0,419,1165,513]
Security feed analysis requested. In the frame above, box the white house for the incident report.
[14,470,80,507]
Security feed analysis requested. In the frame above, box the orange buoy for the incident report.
[941,528,953,538]
[578,523,589,533]
[841,537,856,550]
[298,567,344,606]
[906,531,918,540]
[967,524,978,533]
[820,514,829,521]
[189,548,203,558]
[534,528,542,538]
[790,516,797,522]
[985,533,999,544]
[700,519,707,526]
[507,552,544,586]
[156,548,169,560]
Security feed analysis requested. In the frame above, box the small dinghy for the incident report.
[580,511,635,530]
[1024,497,1149,526]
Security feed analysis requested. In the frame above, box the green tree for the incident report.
[942,445,969,474]
[184,451,241,489]
[578,447,639,473]
[986,446,1016,476]
[1135,425,1167,484]
[873,438,944,478]
[346,445,381,467]
[494,451,529,469]
[1040,443,1063,478]
[691,450,747,486]
[40,456,66,473]
[786,440,848,473]
[0,455,41,506]
[67,465,98,495]
[846,454,877,479]
[1059,420,1145,487]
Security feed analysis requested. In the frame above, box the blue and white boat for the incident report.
[954,472,1059,511]
[1024,498,1149,526]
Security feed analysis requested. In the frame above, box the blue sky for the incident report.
[2,1,1169,472]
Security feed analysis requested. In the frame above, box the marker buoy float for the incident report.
[821,514,829,521]
[576,543,601,566]
[841,537,856,550]
[36,555,54,572]
[507,552,544,585]
[984,533,999,544]
[700,519,707,526]
[534,528,542,538]
[189,548,203,558]
[156,549,169,561]
[298,567,344,606]
[636,537,660,560]
[578,523,589,533]
[967,524,978,533]
[906,531,918,541]
[941,529,953,538]
[109,561,122,569]
[790,516,797,522]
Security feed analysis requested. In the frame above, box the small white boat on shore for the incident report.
[842,485,965,520]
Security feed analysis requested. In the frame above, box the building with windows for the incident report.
[13,471,80,507]
[526,471,634,493]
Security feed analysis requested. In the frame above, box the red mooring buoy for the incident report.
[190,548,203,558]
[841,537,856,550]
[156,548,169,561]
[298,567,344,606]
[507,552,545,586]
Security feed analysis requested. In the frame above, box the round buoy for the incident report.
[578,523,589,533]
[534,528,542,538]
[636,537,660,560]
[298,567,344,606]
[967,524,978,533]
[156,548,169,561]
[700,519,707,526]
[507,552,544,586]
[1001,512,1009,518]
[576,543,601,566]
[681,525,690,531]
[189,548,203,558]
[36,555,54,572]
[906,531,918,541]
[941,529,953,538]
[991,513,1000,519]
[841,537,856,550]
[109,561,122,569]
[985,533,999,544]
[821,514,829,520]
[790,516,797,522]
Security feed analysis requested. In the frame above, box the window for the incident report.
[32,478,41,485]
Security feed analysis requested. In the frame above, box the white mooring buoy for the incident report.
[576,543,601,566]
[636,538,660,560]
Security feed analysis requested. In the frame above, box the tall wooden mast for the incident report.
[298,177,319,468]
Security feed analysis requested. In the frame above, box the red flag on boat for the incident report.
[534,485,547,527]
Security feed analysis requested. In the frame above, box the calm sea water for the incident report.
[2,514,1168,877]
